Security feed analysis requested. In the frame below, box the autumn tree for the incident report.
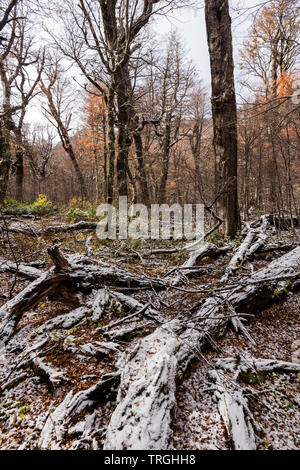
[241,0,300,98]
[77,87,107,203]
[41,57,88,200]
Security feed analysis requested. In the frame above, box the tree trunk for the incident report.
[14,132,24,202]
[106,86,116,204]
[0,121,11,204]
[133,131,150,206]
[205,0,240,238]
[158,113,172,204]
[116,68,131,198]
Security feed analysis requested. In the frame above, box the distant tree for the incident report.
[241,0,300,98]
[41,58,88,200]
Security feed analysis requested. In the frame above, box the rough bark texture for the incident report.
[205,0,240,238]
[104,246,300,450]
[0,246,165,343]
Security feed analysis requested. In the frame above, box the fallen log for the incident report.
[0,221,99,237]
[222,230,257,281]
[166,243,232,282]
[0,257,43,280]
[31,357,68,394]
[208,369,257,451]
[222,216,274,281]
[104,246,300,450]
[0,269,69,344]
[250,214,299,231]
[38,372,120,449]
[0,247,166,344]
[209,355,300,450]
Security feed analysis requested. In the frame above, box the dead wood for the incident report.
[104,246,300,450]
[0,246,166,344]
[0,257,43,280]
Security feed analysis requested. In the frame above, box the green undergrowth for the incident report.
[2,194,57,216]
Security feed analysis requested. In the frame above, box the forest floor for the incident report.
[0,213,299,450]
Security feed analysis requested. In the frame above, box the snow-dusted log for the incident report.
[222,216,275,280]
[31,357,68,393]
[246,214,269,259]
[38,372,120,449]
[48,246,165,290]
[0,269,69,344]
[0,257,43,280]
[214,356,300,376]
[0,221,98,237]
[222,230,257,281]
[209,368,257,451]
[217,390,256,450]
[210,353,300,450]
[104,246,300,450]
[182,243,232,267]
[78,341,119,359]
[0,247,166,344]
[104,321,183,450]
[250,214,299,231]
[167,243,232,283]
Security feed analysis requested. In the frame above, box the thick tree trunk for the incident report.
[0,121,11,204]
[205,0,240,238]
[116,68,131,198]
[106,86,116,204]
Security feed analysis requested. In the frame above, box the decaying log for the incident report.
[218,390,256,450]
[0,221,99,237]
[209,369,257,451]
[209,354,300,450]
[222,216,276,280]
[39,372,120,449]
[104,322,183,450]
[0,247,166,344]
[78,341,119,359]
[166,243,232,282]
[104,246,300,450]
[38,306,90,334]
[0,257,43,280]
[222,230,257,281]
[250,214,299,231]
[214,356,300,376]
[31,357,68,393]
[0,269,69,344]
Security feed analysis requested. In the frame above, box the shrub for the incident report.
[2,194,56,216]
[65,207,89,221]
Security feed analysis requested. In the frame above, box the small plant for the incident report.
[2,195,56,216]
[65,207,89,221]
[31,194,54,215]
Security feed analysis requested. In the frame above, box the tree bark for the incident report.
[104,246,300,450]
[0,121,12,204]
[205,0,240,238]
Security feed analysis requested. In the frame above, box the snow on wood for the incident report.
[104,246,300,450]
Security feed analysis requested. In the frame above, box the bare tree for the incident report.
[205,0,240,238]
[47,0,194,202]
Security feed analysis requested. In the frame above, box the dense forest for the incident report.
[0,0,299,452]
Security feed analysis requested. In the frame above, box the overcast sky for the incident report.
[28,0,261,127]
[153,0,263,98]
